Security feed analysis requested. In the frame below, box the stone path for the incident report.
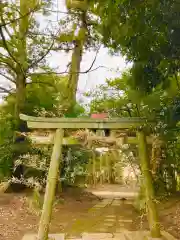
[86,185,139,199]
[65,198,137,238]
[22,192,177,240]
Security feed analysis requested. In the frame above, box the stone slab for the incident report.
[115,231,177,240]
[22,234,65,240]
[82,233,113,240]
[22,231,177,240]
[118,219,133,223]
[106,218,115,222]
[103,222,114,227]
[106,215,116,218]
[90,191,138,199]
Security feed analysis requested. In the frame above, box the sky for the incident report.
[47,47,129,101]
[0,0,129,102]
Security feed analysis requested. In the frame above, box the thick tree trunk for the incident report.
[68,39,83,106]
[66,12,87,113]
[14,0,29,128]
[37,129,64,240]
[137,130,161,238]
[14,75,26,130]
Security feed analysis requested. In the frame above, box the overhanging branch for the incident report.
[0,54,17,73]
[0,86,12,94]
[29,65,107,76]
[28,39,55,70]
[0,71,15,83]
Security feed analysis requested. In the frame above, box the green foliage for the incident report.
[0,73,86,180]
[0,107,14,179]
[61,147,91,186]
[88,72,180,193]
[25,75,68,117]
[95,0,180,91]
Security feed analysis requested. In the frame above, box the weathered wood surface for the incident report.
[29,134,156,146]
[29,134,79,145]
[20,114,152,129]
[37,129,64,240]
[137,131,161,238]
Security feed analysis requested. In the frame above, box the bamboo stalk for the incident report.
[105,153,110,183]
[137,130,161,238]
[92,151,96,187]
[37,129,64,240]
[99,155,103,184]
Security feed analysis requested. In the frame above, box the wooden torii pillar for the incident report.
[20,114,161,240]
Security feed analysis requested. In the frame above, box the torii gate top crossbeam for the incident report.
[20,114,152,130]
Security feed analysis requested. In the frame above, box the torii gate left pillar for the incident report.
[37,128,64,240]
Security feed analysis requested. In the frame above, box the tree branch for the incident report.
[83,45,101,73]
[28,40,55,70]
[0,86,12,94]
[0,71,15,83]
[0,4,40,27]
[0,15,13,39]
[29,46,106,76]
[29,65,107,76]
[0,53,17,72]
[0,21,24,75]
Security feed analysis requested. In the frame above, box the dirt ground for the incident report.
[158,195,180,239]
[0,188,179,240]
[0,187,98,240]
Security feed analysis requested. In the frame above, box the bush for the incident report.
[0,109,14,180]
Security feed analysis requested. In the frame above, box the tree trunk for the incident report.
[99,155,103,184]
[14,75,26,130]
[14,0,29,128]
[66,11,87,112]
[137,130,161,238]
[37,129,64,240]
[92,151,96,187]
[68,40,83,105]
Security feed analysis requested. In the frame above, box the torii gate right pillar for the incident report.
[137,130,161,238]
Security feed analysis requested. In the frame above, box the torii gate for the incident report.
[20,114,161,240]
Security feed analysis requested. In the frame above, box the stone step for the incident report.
[22,231,177,240]
[22,234,64,240]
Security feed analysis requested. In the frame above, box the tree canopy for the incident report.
[94,0,180,91]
